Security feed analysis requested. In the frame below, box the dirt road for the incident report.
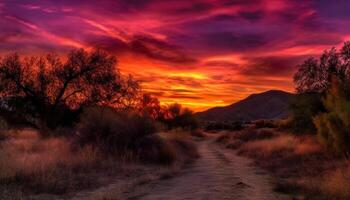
[129,137,290,200]
[31,137,291,200]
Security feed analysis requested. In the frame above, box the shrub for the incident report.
[190,130,206,138]
[313,78,350,156]
[205,121,242,131]
[161,104,198,130]
[319,168,350,199]
[75,106,157,156]
[0,117,9,140]
[253,119,277,128]
[175,108,199,130]
[0,130,102,194]
[216,128,277,150]
[138,132,199,165]
[240,135,296,155]
[289,93,324,134]
[136,134,176,164]
[215,133,233,143]
[234,128,275,142]
[276,118,293,130]
[166,133,199,162]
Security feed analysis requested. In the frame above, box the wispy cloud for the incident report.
[1,0,350,110]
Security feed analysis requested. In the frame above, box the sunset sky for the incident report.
[1,0,350,111]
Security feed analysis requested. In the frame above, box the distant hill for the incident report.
[196,90,294,122]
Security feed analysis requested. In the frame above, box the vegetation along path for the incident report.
[129,135,290,200]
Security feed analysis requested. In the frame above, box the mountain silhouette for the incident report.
[196,90,294,122]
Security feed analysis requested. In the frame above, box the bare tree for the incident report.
[138,93,162,119]
[0,49,138,128]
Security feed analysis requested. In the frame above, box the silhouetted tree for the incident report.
[112,75,140,110]
[0,49,138,129]
[294,42,350,94]
[138,93,162,119]
[291,42,350,134]
[161,103,198,130]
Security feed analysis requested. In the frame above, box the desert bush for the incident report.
[190,130,206,138]
[235,134,328,184]
[319,167,350,199]
[291,42,350,135]
[161,103,198,130]
[216,128,276,150]
[137,132,199,165]
[166,132,199,162]
[0,117,9,140]
[313,78,350,156]
[175,108,199,130]
[253,119,277,128]
[205,121,242,131]
[293,136,322,155]
[218,128,322,157]
[75,106,157,156]
[275,117,293,130]
[234,128,275,142]
[137,134,177,165]
[240,135,296,155]
[289,93,324,134]
[215,132,233,143]
[238,133,322,157]
[0,130,103,194]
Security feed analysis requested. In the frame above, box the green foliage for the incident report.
[313,78,350,156]
[289,93,324,134]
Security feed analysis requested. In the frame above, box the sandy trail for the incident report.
[30,136,290,200]
[129,137,290,200]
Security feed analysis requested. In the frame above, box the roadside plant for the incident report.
[313,77,350,157]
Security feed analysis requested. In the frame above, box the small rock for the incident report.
[236,182,251,188]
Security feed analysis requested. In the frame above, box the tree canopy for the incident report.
[294,42,350,94]
[0,49,138,128]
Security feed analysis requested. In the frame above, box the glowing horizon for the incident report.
[1,0,350,111]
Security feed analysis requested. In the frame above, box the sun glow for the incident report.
[169,72,207,80]
[1,0,348,112]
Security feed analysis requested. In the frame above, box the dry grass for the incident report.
[253,119,277,128]
[295,163,350,200]
[318,167,350,199]
[159,130,199,164]
[239,135,321,156]
[0,128,199,198]
[190,130,206,138]
[0,129,105,195]
[240,135,295,155]
[216,128,276,150]
[294,136,322,155]
[217,127,349,199]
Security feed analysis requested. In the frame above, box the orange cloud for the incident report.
[1,0,350,111]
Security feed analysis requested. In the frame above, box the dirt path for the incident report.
[128,137,290,200]
[30,136,291,200]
